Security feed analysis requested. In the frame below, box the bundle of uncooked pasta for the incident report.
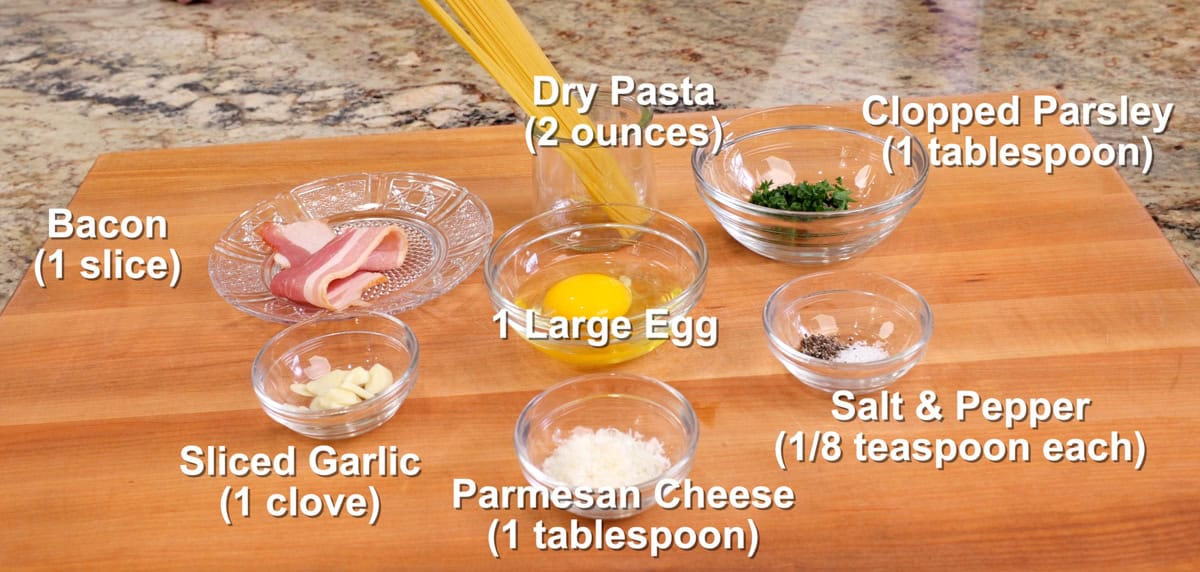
[418,0,643,217]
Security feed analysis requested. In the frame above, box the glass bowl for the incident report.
[692,106,928,263]
[484,204,708,366]
[210,171,493,323]
[533,91,655,213]
[251,312,419,439]
[763,271,933,393]
[514,373,699,520]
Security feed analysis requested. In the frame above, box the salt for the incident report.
[833,341,890,363]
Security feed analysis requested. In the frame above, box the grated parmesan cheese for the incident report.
[542,427,671,488]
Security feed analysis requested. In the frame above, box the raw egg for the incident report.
[542,273,632,319]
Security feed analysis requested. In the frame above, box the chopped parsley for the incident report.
[749,177,855,212]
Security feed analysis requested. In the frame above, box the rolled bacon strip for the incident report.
[260,221,407,271]
[361,230,408,271]
[268,226,407,311]
[259,221,336,269]
[322,270,388,311]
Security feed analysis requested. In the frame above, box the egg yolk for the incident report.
[542,273,632,319]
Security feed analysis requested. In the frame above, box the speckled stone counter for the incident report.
[1,0,1196,309]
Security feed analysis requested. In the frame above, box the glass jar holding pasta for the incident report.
[532,93,656,214]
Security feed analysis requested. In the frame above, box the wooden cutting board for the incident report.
[2,91,1197,570]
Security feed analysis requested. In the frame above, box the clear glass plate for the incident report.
[209,172,493,323]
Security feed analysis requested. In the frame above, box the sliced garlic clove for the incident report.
[343,383,375,400]
[307,369,347,396]
[343,366,370,387]
[364,363,394,394]
[326,387,361,407]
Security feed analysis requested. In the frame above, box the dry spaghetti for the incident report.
[418,0,646,220]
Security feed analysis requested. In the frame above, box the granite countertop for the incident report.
[1,0,1196,310]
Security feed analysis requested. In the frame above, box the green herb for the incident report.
[749,177,855,212]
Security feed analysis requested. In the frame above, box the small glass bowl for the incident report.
[514,373,699,519]
[763,271,933,393]
[484,204,708,366]
[252,312,419,439]
[533,91,655,213]
[692,106,928,263]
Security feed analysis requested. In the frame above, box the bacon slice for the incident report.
[260,221,408,271]
[268,227,405,311]
[362,230,408,271]
[324,271,387,310]
[259,221,336,269]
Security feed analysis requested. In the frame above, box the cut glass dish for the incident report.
[209,172,493,323]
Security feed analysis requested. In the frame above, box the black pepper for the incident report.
[799,333,847,360]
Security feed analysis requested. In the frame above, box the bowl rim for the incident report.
[513,372,700,493]
[483,203,709,337]
[251,311,421,418]
[762,270,933,369]
[691,110,929,220]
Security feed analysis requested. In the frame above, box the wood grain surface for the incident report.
[2,91,1197,570]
